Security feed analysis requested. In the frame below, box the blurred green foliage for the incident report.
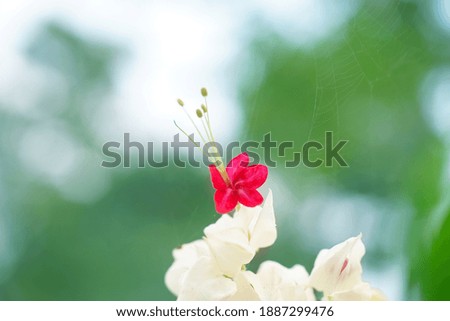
[239,1,449,300]
[0,0,449,300]
[423,201,450,300]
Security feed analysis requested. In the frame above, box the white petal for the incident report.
[227,271,262,301]
[233,205,261,229]
[204,214,255,277]
[205,235,255,277]
[256,260,315,301]
[164,240,210,296]
[249,190,277,249]
[177,256,237,301]
[309,234,365,295]
[324,282,387,301]
[202,191,277,277]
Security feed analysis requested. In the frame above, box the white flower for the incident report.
[204,190,276,277]
[226,271,261,301]
[165,239,238,300]
[165,190,276,300]
[164,240,210,296]
[255,261,315,300]
[309,234,386,301]
[177,256,238,300]
[309,234,365,295]
[165,192,387,301]
[324,282,386,301]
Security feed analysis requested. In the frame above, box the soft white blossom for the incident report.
[226,271,261,301]
[177,256,238,300]
[165,190,276,300]
[165,191,387,301]
[309,234,386,301]
[255,261,315,300]
[164,240,211,296]
[323,282,386,301]
[165,239,240,300]
[204,190,276,277]
[309,234,364,295]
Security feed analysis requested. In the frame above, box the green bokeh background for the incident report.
[0,0,449,300]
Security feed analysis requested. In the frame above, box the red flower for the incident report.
[209,153,268,214]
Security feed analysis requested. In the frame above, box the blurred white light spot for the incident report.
[18,123,110,203]
[365,261,405,301]
[421,67,450,141]
[251,0,358,47]
[433,0,450,31]
[295,189,411,257]
[55,152,110,204]
[0,55,64,116]
[0,0,357,147]
[19,124,79,181]
[297,193,378,249]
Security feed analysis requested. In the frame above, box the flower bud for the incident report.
[201,87,208,97]
[177,99,184,107]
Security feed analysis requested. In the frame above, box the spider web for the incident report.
[302,0,429,186]
[307,1,414,138]
[240,0,440,300]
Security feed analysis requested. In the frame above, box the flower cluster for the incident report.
[165,190,385,301]
[169,89,385,301]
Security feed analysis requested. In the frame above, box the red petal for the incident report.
[209,165,227,190]
[237,188,264,207]
[214,188,239,214]
[226,153,249,181]
[234,164,268,189]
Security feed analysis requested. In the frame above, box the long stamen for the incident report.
[196,109,225,178]
[203,97,222,166]
[203,97,220,159]
[201,90,220,153]
[177,98,207,144]
[203,104,213,144]
[201,103,214,144]
[175,90,231,186]
[173,120,200,148]
[200,89,229,183]
[197,108,213,143]
[173,121,210,159]
[201,104,210,126]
